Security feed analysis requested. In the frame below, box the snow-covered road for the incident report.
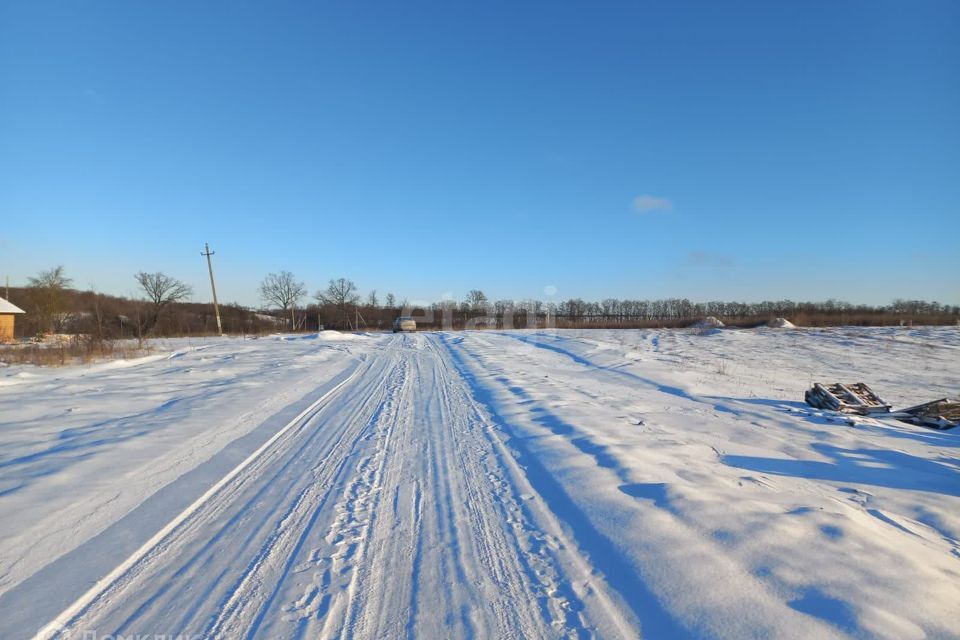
[1,328,957,639]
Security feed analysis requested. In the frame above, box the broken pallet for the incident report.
[805,382,893,415]
[892,398,960,430]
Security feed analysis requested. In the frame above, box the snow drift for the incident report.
[690,316,725,329]
[767,317,797,328]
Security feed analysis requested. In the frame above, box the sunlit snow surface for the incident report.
[0,328,957,639]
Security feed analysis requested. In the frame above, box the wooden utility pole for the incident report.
[201,243,223,335]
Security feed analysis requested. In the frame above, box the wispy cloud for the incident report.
[686,251,734,267]
[632,194,672,214]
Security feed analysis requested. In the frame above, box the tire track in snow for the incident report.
[35,340,402,639]
[445,332,849,640]
[438,334,657,638]
[206,354,408,639]
[263,333,616,639]
[37,332,653,640]
[313,357,408,639]
[423,336,586,638]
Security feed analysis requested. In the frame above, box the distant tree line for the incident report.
[3,265,957,340]
[544,297,960,329]
[369,295,960,330]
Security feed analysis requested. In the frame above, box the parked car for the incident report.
[393,316,416,333]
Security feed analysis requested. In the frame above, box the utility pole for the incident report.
[201,243,223,335]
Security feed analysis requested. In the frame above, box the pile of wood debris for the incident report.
[805,382,958,430]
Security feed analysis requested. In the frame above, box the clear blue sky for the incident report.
[1,1,957,307]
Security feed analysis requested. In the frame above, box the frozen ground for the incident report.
[0,327,957,639]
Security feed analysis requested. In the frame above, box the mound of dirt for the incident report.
[767,317,796,328]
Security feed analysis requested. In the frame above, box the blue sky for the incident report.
[1,1,957,307]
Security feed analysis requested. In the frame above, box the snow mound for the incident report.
[276,332,365,342]
[690,316,725,329]
[317,330,364,341]
[767,317,796,328]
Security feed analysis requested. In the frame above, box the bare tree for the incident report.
[28,265,72,290]
[466,289,488,311]
[385,293,396,309]
[367,290,379,308]
[317,278,359,328]
[27,265,73,334]
[91,286,105,341]
[135,271,193,333]
[259,271,306,330]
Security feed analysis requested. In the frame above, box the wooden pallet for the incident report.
[892,398,960,430]
[805,382,893,415]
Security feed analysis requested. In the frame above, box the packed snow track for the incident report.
[1,328,957,639]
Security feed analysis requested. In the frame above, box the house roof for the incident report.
[0,297,25,314]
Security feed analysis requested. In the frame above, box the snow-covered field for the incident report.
[0,327,957,639]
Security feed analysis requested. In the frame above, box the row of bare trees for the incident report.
[254,274,960,330]
[258,272,385,331]
[408,296,960,329]
[545,297,960,327]
[7,266,275,340]
[6,265,958,339]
